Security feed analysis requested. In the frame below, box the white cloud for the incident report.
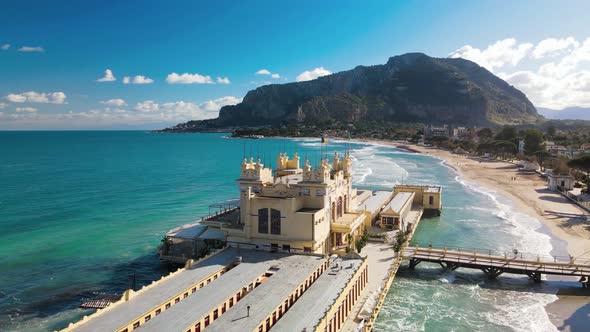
[103,107,126,113]
[295,67,332,82]
[16,107,37,112]
[166,72,214,84]
[123,75,154,84]
[448,38,533,71]
[1,44,9,50]
[134,100,159,112]
[5,91,67,104]
[532,37,579,59]
[452,37,590,109]
[0,96,243,130]
[256,69,281,79]
[135,96,241,117]
[0,102,7,109]
[100,98,127,106]
[18,46,44,52]
[97,69,116,82]
[199,96,242,111]
[216,77,231,84]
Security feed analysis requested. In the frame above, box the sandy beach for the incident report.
[370,141,590,331]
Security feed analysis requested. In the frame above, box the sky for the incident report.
[1,0,589,130]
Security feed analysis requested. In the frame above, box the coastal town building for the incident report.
[424,124,449,138]
[451,126,473,141]
[548,173,575,191]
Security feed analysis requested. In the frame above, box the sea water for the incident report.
[0,132,558,331]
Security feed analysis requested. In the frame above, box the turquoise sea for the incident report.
[0,132,561,331]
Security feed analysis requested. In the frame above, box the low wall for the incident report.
[362,209,422,331]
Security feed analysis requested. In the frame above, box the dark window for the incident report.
[429,196,434,205]
[200,283,204,288]
[195,323,201,332]
[133,322,140,329]
[222,303,227,313]
[282,244,290,251]
[229,298,234,307]
[304,247,312,253]
[204,316,210,327]
[270,209,281,235]
[258,208,268,233]
[192,287,196,293]
[165,303,171,309]
[214,309,219,319]
[156,308,161,315]
[184,292,188,298]
[175,297,180,303]
[145,315,151,322]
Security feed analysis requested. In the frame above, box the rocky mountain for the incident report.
[165,53,540,131]
[537,107,590,121]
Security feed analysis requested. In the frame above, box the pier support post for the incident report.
[526,271,542,283]
[482,267,504,279]
[445,262,460,271]
[409,258,422,270]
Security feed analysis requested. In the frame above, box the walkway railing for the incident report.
[403,244,590,276]
[407,242,590,265]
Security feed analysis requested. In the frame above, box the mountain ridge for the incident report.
[537,107,590,121]
[163,53,540,132]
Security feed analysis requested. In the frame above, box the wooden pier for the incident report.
[402,245,590,282]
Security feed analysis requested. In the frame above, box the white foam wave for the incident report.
[454,175,554,257]
[350,145,408,188]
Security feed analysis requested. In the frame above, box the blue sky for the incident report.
[1,0,589,129]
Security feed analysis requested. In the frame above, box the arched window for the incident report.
[331,202,336,221]
[258,208,268,234]
[270,209,281,235]
[337,197,343,217]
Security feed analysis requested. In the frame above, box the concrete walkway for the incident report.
[341,242,396,332]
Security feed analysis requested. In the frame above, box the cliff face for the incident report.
[216,53,539,127]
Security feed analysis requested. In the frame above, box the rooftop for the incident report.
[206,254,325,331]
[356,190,394,215]
[271,257,364,332]
[424,186,441,193]
[332,212,363,226]
[167,224,207,240]
[70,248,243,332]
[386,192,414,213]
[140,250,295,331]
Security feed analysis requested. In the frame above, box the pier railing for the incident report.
[402,243,590,277]
[407,242,590,266]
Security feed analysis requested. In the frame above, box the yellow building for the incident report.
[393,185,442,215]
[203,152,366,255]
[379,192,415,231]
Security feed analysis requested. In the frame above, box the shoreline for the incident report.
[363,139,589,332]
